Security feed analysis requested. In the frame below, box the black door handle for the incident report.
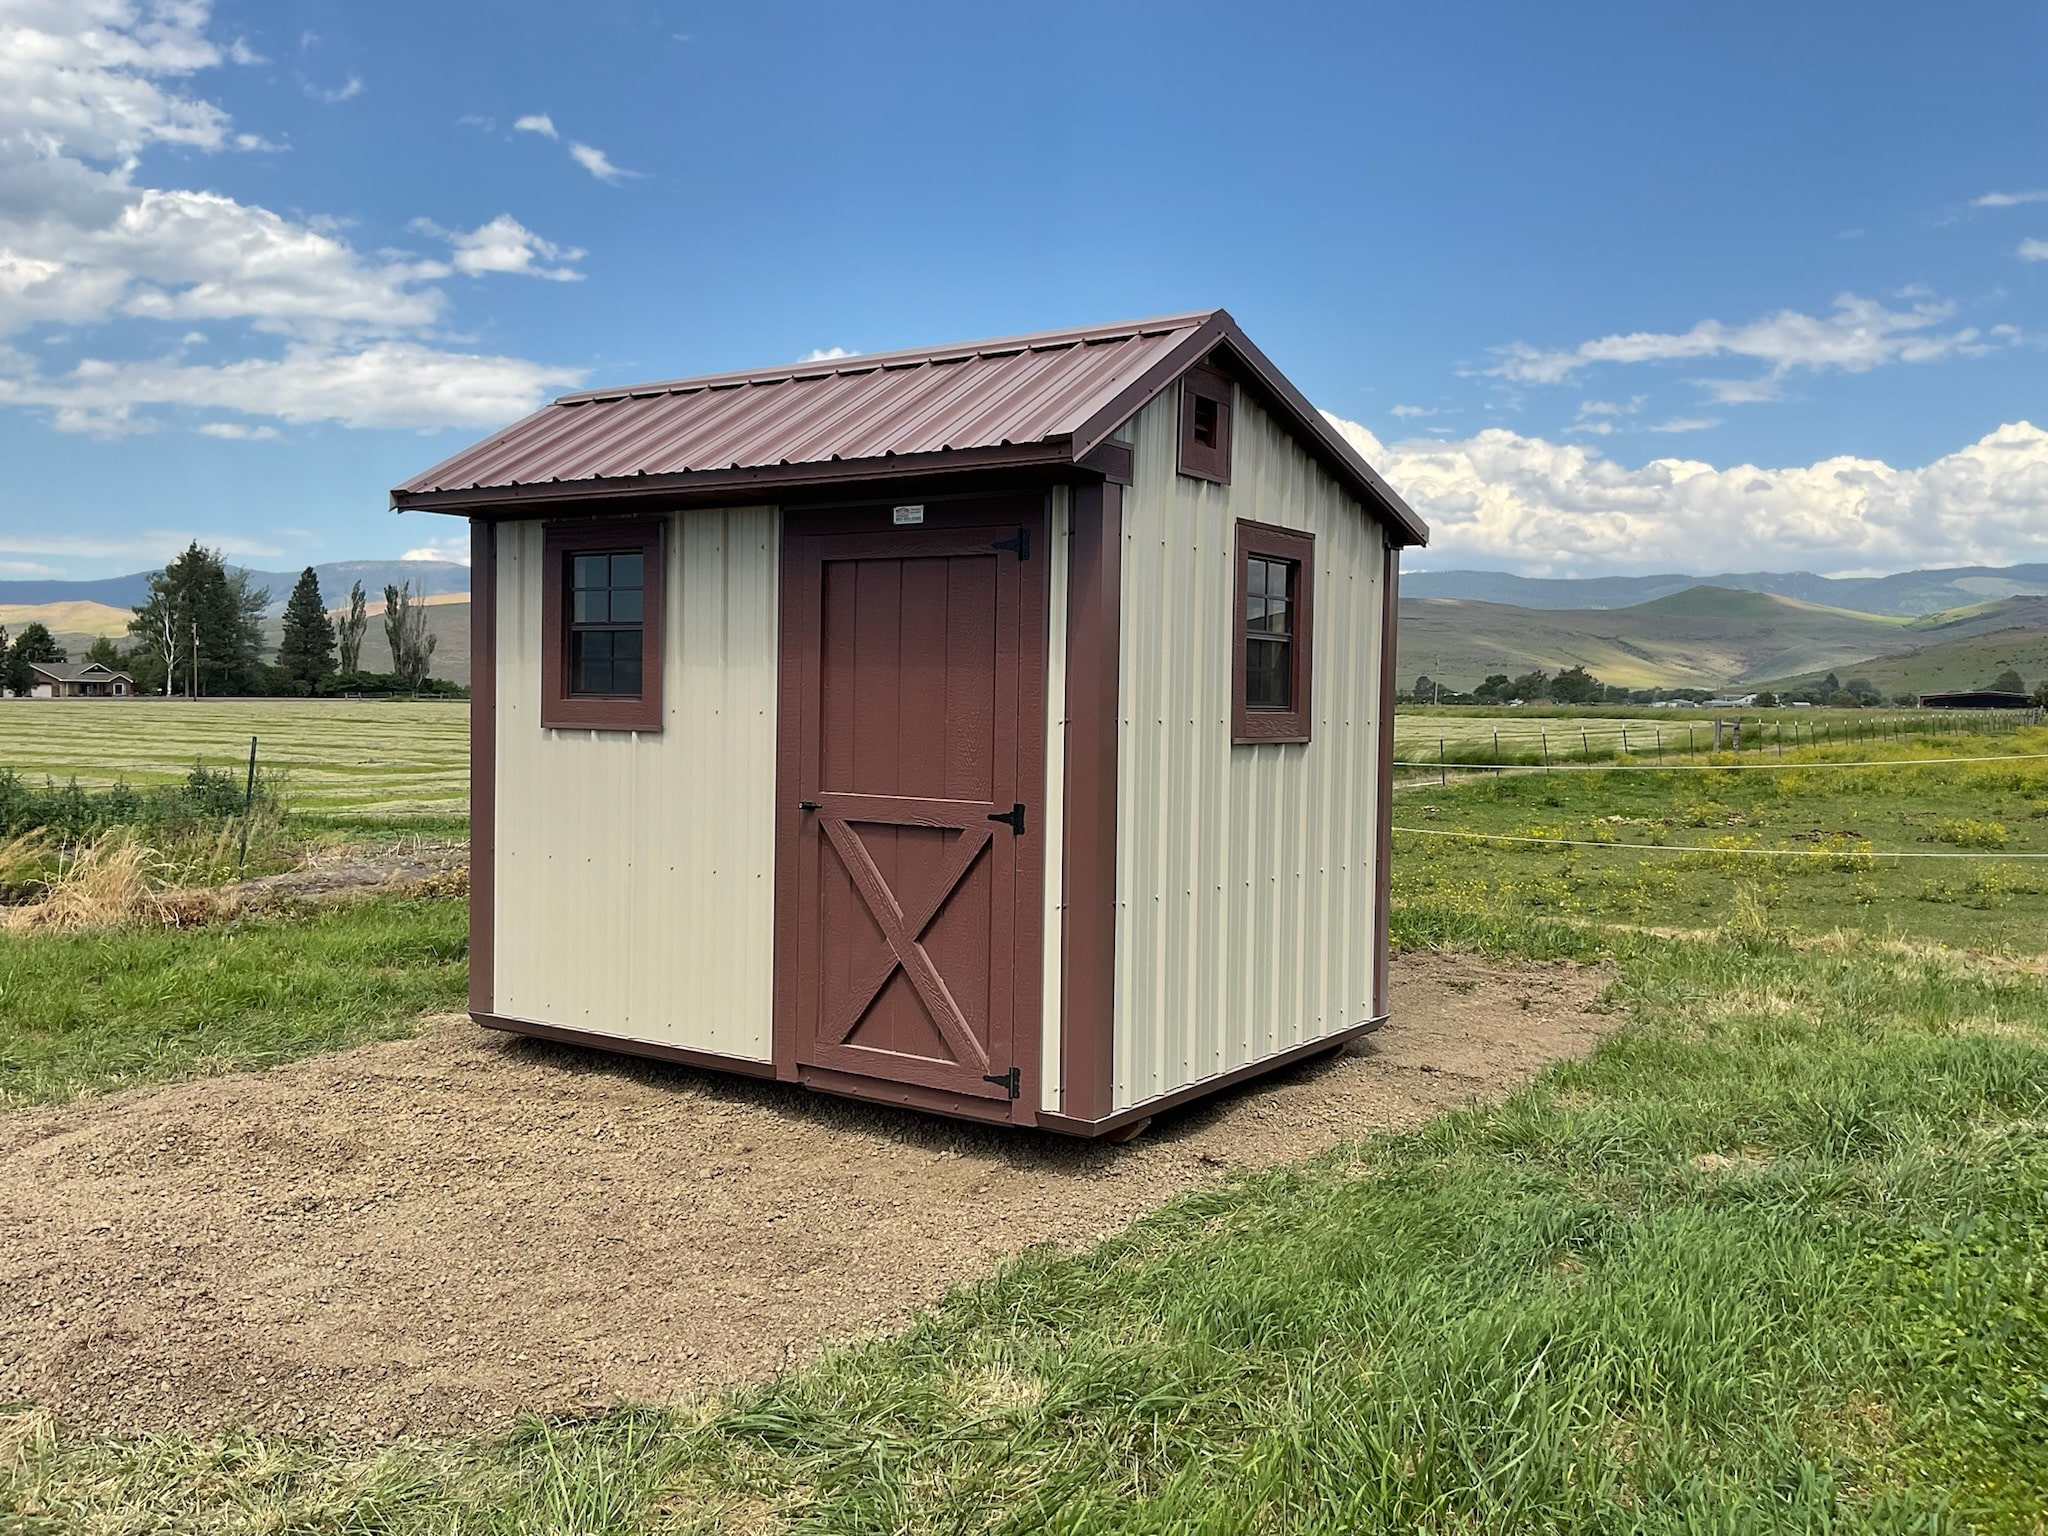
[798,800,820,811]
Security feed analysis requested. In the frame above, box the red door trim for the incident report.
[468,516,497,1017]
[1058,481,1121,1121]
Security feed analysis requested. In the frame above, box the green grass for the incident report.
[0,698,468,825]
[0,894,467,1107]
[1393,727,2048,950]
[9,728,2048,1530]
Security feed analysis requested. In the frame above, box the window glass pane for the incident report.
[611,552,643,589]
[612,654,642,697]
[574,554,608,590]
[573,589,608,623]
[612,628,640,664]
[610,588,643,623]
[1247,558,1268,598]
[1246,637,1291,710]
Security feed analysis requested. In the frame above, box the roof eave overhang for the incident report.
[388,439,1085,516]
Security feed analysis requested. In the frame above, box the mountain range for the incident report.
[1403,565,2048,617]
[0,560,471,612]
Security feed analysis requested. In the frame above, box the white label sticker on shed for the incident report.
[893,504,925,525]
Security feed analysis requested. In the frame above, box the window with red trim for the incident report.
[1232,520,1313,743]
[541,517,665,731]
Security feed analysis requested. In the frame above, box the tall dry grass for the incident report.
[0,831,234,933]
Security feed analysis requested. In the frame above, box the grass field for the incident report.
[0,698,467,826]
[1394,703,2028,766]
[8,721,2048,1529]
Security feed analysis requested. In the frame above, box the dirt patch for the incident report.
[0,952,1611,1439]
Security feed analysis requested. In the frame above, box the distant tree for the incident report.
[383,581,438,696]
[0,626,8,694]
[4,621,65,696]
[1829,690,1860,708]
[1819,672,1841,697]
[1845,676,1879,702]
[1510,669,1551,701]
[1989,668,2026,694]
[1410,674,1437,703]
[1752,690,1778,708]
[1549,665,1603,704]
[276,567,337,686]
[2033,682,2048,709]
[83,636,124,668]
[1471,673,1512,703]
[128,542,267,696]
[1894,692,1919,707]
[1602,683,1632,704]
[337,580,369,674]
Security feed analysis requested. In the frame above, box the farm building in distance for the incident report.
[393,311,1427,1136]
[25,661,134,698]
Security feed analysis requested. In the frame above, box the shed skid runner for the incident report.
[402,310,1427,1137]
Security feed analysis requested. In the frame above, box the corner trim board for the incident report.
[1373,544,1400,1020]
[469,516,496,1015]
[1059,479,1121,1121]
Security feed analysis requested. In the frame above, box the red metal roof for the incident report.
[392,310,1427,545]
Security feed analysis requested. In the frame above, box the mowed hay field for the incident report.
[0,699,467,824]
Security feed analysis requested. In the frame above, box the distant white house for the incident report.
[25,661,134,698]
[1702,694,1758,709]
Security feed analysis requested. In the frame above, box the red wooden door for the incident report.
[776,503,1045,1115]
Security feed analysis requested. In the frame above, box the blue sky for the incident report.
[2,0,2043,581]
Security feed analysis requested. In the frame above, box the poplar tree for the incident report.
[337,580,369,674]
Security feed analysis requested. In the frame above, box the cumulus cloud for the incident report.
[1975,190,2048,207]
[796,346,855,362]
[400,537,471,566]
[1326,412,2048,577]
[414,215,584,281]
[1389,404,1436,419]
[1488,292,2011,401]
[0,1,580,435]
[2022,239,2048,262]
[305,74,361,103]
[513,113,557,138]
[197,420,278,439]
[568,141,639,183]
[1650,417,1718,433]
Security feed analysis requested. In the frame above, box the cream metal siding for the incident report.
[493,507,781,1059]
[1111,390,1390,1110]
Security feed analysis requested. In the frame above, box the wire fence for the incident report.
[1397,708,2038,780]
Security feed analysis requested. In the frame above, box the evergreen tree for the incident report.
[277,566,337,686]
[4,621,65,696]
[1989,667,2025,694]
[337,580,369,674]
[83,636,125,668]
[127,542,268,696]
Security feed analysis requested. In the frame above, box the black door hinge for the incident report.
[987,803,1026,835]
[992,527,1030,560]
[983,1065,1021,1099]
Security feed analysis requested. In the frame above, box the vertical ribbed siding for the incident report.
[1112,391,1388,1111]
[1039,485,1071,1113]
[494,507,781,1059]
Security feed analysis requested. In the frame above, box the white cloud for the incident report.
[305,74,362,104]
[1389,403,1435,419]
[401,538,471,566]
[0,2,579,436]
[0,341,585,435]
[197,420,277,439]
[513,113,558,138]
[797,346,854,362]
[415,215,585,282]
[2021,239,2048,262]
[1650,417,1719,433]
[568,140,639,183]
[226,36,263,65]
[1325,411,2048,576]
[0,528,282,563]
[1975,190,2048,207]
[1489,292,2009,400]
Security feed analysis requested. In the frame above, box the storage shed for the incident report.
[393,310,1428,1136]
